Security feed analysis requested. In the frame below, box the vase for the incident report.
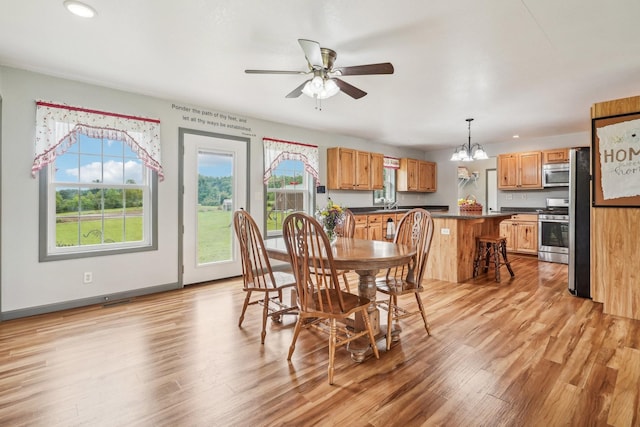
[324,226,337,244]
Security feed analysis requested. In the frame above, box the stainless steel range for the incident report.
[538,198,569,264]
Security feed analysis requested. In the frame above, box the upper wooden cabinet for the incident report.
[398,158,437,192]
[370,152,384,190]
[498,151,542,190]
[326,147,383,191]
[542,148,570,164]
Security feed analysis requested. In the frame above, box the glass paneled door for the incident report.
[181,130,248,285]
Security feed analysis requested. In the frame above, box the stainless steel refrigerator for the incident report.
[568,147,591,298]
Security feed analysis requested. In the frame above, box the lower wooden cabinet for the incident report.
[499,214,538,255]
[353,213,387,241]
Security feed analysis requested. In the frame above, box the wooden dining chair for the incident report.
[232,209,297,344]
[376,208,434,350]
[282,212,379,385]
[313,208,355,292]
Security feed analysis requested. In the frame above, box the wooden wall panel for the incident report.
[591,95,640,319]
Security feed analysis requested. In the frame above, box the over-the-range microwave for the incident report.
[542,163,570,187]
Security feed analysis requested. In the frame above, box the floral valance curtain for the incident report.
[263,137,319,185]
[32,100,164,180]
[384,156,400,169]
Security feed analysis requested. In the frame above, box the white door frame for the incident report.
[178,128,250,285]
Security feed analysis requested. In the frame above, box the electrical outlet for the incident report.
[506,194,513,200]
[83,272,93,284]
[441,228,450,235]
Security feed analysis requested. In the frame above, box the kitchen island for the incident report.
[425,212,514,283]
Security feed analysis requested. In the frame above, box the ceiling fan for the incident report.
[245,39,394,100]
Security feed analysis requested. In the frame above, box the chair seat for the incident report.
[376,278,423,295]
[252,271,297,290]
[311,289,370,317]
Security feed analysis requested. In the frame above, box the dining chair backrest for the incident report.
[233,209,278,291]
[336,208,355,238]
[387,208,434,285]
[282,212,346,314]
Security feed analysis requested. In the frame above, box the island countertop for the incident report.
[430,212,514,220]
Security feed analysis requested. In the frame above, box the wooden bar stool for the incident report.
[473,235,515,282]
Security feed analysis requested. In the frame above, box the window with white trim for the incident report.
[263,138,318,236]
[34,101,162,260]
[265,159,314,236]
[374,156,398,205]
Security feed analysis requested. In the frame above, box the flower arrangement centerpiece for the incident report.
[458,195,483,214]
[317,198,344,243]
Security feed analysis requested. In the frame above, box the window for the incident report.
[374,157,398,205]
[263,138,319,236]
[265,159,314,236]
[34,101,162,260]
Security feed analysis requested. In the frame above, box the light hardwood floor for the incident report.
[1,256,639,426]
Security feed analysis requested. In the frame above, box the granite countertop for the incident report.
[349,205,449,215]
[430,212,514,219]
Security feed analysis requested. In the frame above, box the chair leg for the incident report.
[492,243,501,282]
[362,308,380,360]
[473,240,482,277]
[260,293,270,344]
[386,294,394,351]
[500,241,515,277]
[415,293,430,335]
[484,243,491,272]
[238,290,251,327]
[328,318,337,385]
[287,318,303,360]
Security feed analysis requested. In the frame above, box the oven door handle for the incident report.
[538,219,569,224]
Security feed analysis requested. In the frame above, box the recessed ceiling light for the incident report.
[64,0,97,18]
[513,134,520,139]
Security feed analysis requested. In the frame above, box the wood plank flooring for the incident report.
[1,256,639,426]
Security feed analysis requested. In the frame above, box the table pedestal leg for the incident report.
[348,269,386,362]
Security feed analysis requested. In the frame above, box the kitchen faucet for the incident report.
[385,200,398,210]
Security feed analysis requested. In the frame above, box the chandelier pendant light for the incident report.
[450,118,489,162]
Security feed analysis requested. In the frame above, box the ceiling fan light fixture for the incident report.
[302,77,340,100]
[450,118,489,162]
[63,0,97,18]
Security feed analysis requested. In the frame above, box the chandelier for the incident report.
[449,118,489,162]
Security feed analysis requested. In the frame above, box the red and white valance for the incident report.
[263,137,319,185]
[384,156,400,169]
[32,101,164,180]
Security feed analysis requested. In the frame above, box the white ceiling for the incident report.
[1,0,639,151]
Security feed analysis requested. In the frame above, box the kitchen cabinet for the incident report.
[370,152,384,190]
[498,151,542,190]
[397,158,437,192]
[367,214,384,240]
[418,160,437,192]
[354,215,368,239]
[327,147,383,191]
[353,213,385,240]
[542,148,569,164]
[499,214,538,254]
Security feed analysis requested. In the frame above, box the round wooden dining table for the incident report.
[264,237,416,361]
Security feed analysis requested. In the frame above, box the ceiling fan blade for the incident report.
[285,80,310,98]
[333,78,367,99]
[333,62,394,76]
[245,69,307,75]
[298,39,324,69]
